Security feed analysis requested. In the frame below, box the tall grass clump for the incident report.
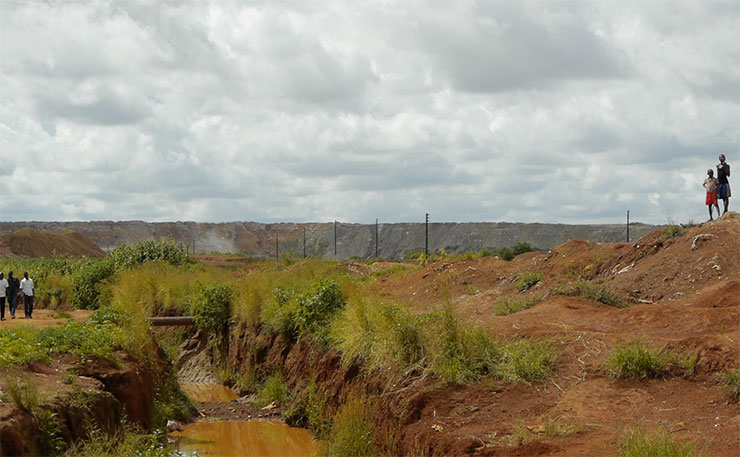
[661,225,685,239]
[618,427,705,457]
[71,260,115,309]
[3,379,64,456]
[286,381,332,439]
[65,428,175,457]
[255,372,290,407]
[605,340,695,380]
[494,295,542,316]
[191,283,233,335]
[556,281,628,308]
[493,339,557,383]
[323,393,375,457]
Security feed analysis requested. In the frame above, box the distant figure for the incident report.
[6,271,19,319]
[703,169,720,221]
[716,154,731,215]
[0,272,7,321]
[20,272,34,319]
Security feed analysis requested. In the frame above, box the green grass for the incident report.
[255,372,290,407]
[555,281,629,308]
[514,272,543,292]
[322,393,375,457]
[661,225,685,239]
[618,427,705,457]
[606,340,695,380]
[494,295,542,316]
[65,428,176,457]
[720,366,740,399]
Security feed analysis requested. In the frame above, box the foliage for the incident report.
[70,260,115,309]
[35,321,124,361]
[323,393,375,457]
[191,282,233,335]
[0,328,50,368]
[109,239,190,270]
[493,339,557,383]
[494,295,542,316]
[514,272,543,292]
[4,377,41,413]
[2,379,64,456]
[661,225,685,239]
[65,428,177,457]
[151,369,197,430]
[286,382,332,439]
[404,242,535,262]
[618,427,705,457]
[255,372,290,407]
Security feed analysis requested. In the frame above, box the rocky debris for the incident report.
[692,234,714,250]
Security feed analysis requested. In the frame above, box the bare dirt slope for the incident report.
[370,212,740,456]
[0,228,104,258]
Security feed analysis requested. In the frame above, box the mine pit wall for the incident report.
[0,353,161,457]
[218,320,457,456]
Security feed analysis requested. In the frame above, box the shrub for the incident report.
[261,287,300,336]
[514,272,543,292]
[556,281,628,308]
[323,393,375,457]
[494,295,542,316]
[286,382,332,439]
[512,242,534,256]
[71,260,115,309]
[109,239,190,270]
[618,427,705,457]
[295,281,346,343]
[35,321,124,361]
[191,283,233,335]
[152,370,197,429]
[0,330,50,368]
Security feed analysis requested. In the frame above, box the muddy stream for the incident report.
[170,382,320,457]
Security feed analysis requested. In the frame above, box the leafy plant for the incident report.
[323,393,375,457]
[618,427,705,457]
[109,239,190,270]
[191,283,233,335]
[255,372,290,407]
[71,260,115,309]
[514,272,543,292]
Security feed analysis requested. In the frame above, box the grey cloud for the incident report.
[36,91,151,126]
[421,3,628,93]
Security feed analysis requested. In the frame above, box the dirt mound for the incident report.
[0,228,105,258]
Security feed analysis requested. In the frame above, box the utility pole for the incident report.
[425,213,429,257]
[275,232,279,260]
[626,210,630,243]
[334,221,337,257]
[375,218,379,258]
[303,227,307,259]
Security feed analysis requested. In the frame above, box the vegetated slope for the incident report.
[367,213,739,456]
[0,229,105,258]
[0,220,656,259]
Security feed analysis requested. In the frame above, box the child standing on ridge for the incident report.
[704,169,720,221]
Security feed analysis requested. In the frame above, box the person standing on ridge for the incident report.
[6,271,19,319]
[716,154,731,215]
[20,272,34,319]
[0,272,8,321]
[704,169,720,221]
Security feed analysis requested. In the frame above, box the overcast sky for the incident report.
[1,0,738,225]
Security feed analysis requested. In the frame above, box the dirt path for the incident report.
[0,309,93,329]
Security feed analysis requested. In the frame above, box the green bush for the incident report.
[109,239,190,270]
[191,283,233,335]
[494,339,557,383]
[0,330,50,368]
[71,260,115,309]
[295,281,346,341]
[556,281,628,308]
[494,295,542,316]
[261,287,300,336]
[152,370,197,430]
[514,272,543,292]
[512,242,534,256]
[35,321,124,361]
[286,382,332,439]
[618,427,705,457]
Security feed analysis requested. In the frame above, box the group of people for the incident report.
[0,271,35,321]
[704,154,731,221]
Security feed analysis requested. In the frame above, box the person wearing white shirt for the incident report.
[20,272,34,319]
[0,272,8,321]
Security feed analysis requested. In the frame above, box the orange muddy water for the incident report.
[169,420,320,457]
[179,382,239,402]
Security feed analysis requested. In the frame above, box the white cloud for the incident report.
[0,0,737,225]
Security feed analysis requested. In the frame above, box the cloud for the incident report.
[0,0,738,226]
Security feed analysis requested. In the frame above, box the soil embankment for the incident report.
[0,229,104,258]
